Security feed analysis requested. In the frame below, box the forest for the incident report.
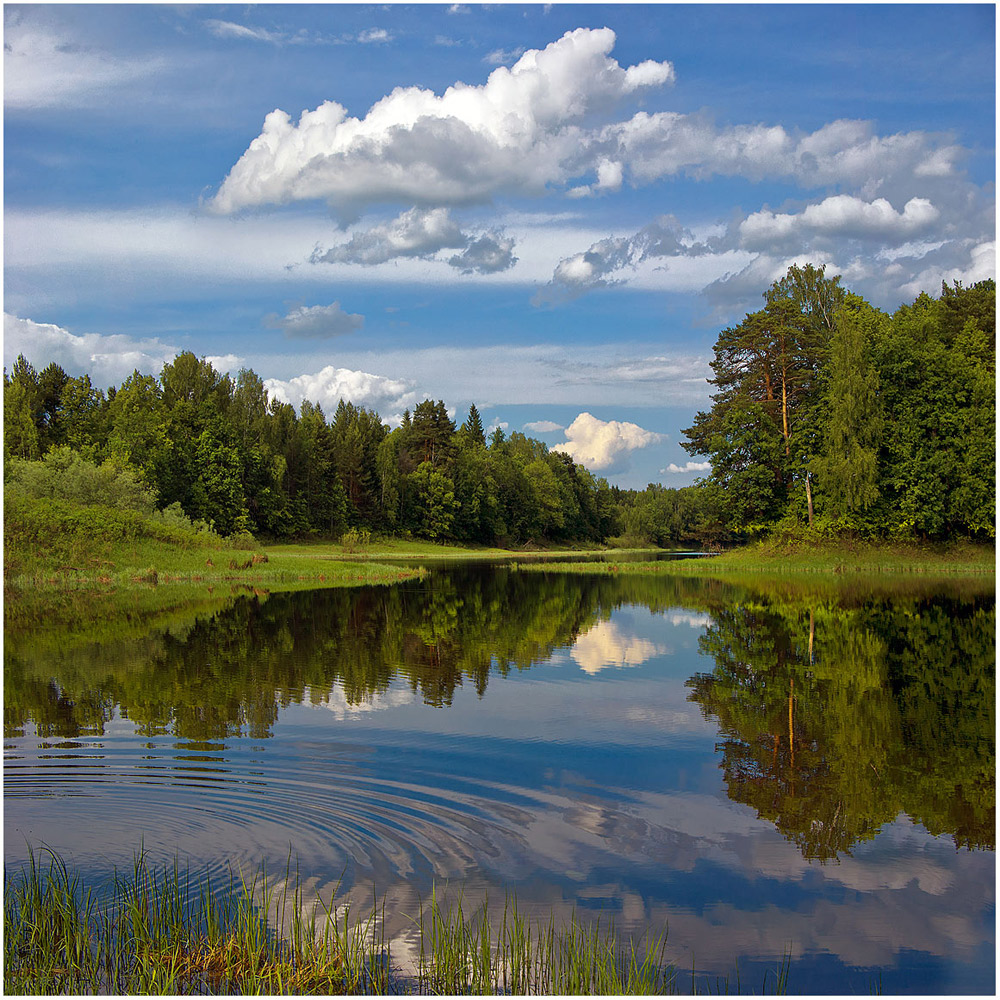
[4,266,995,547]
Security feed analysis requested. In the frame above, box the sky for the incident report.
[4,3,995,489]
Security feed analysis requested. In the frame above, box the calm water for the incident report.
[4,565,995,994]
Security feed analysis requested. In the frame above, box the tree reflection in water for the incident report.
[5,567,994,857]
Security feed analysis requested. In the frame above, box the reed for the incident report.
[5,850,788,995]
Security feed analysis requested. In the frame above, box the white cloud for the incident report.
[662,460,711,475]
[357,28,391,44]
[204,19,284,44]
[204,354,243,373]
[264,365,417,414]
[740,195,940,249]
[448,232,518,274]
[897,239,996,300]
[3,313,182,386]
[312,207,467,266]
[552,412,663,473]
[210,28,674,215]
[264,302,364,339]
[523,420,564,433]
[485,46,526,66]
[616,113,963,191]
[534,215,703,302]
[4,19,165,110]
[570,619,666,675]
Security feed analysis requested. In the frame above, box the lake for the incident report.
[4,563,995,994]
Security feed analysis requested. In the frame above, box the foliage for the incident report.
[683,270,995,541]
[8,268,993,550]
[5,449,156,514]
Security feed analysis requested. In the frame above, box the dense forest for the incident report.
[4,266,995,546]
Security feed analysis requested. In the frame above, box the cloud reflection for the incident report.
[570,619,667,674]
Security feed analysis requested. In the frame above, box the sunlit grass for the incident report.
[517,539,994,579]
[4,850,792,995]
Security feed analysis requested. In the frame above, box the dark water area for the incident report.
[4,565,995,994]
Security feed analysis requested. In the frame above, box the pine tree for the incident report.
[463,403,486,447]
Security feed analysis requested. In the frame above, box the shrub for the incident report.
[5,448,155,514]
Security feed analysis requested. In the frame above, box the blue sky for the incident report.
[4,4,995,488]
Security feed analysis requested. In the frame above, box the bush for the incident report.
[5,448,155,514]
[149,502,213,535]
[227,530,257,550]
[341,527,371,553]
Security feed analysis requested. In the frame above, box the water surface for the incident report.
[4,566,994,994]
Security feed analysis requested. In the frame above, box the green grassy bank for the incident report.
[517,538,995,579]
[5,849,784,996]
[3,496,424,631]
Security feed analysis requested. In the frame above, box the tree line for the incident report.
[4,354,617,545]
[4,265,994,545]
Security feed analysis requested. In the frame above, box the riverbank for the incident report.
[517,538,995,578]
[3,497,424,631]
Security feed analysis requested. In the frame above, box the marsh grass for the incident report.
[4,848,381,995]
[414,886,676,995]
[516,539,994,580]
[4,851,790,995]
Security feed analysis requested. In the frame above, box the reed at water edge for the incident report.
[4,847,789,995]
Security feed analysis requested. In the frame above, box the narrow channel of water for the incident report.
[4,565,994,994]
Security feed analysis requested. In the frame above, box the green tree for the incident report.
[461,403,486,447]
[3,375,40,460]
[410,399,456,467]
[405,461,460,539]
[812,297,886,529]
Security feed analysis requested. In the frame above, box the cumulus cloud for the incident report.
[552,412,663,472]
[447,232,518,274]
[523,420,564,433]
[740,195,940,249]
[357,28,391,44]
[264,302,364,338]
[3,313,183,386]
[4,18,164,110]
[897,239,996,300]
[210,27,674,215]
[534,215,703,302]
[662,460,711,475]
[312,208,467,265]
[311,208,518,274]
[264,365,417,414]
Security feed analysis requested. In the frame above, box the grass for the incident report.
[4,850,791,996]
[516,538,995,580]
[266,537,655,561]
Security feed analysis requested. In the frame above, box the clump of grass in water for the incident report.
[4,847,376,995]
[415,885,676,995]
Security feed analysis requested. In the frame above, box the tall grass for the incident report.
[5,850,789,995]
[414,885,676,994]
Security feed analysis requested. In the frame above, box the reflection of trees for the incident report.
[687,592,994,859]
[5,570,713,738]
[5,569,994,858]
